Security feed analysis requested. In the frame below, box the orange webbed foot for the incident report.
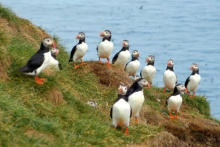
[135,118,138,124]
[124,128,128,135]
[80,62,87,65]
[169,115,174,119]
[74,65,80,69]
[169,112,174,119]
[107,64,112,68]
[39,78,46,81]
[35,76,44,85]
[35,80,44,85]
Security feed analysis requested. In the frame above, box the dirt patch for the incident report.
[44,88,66,105]
[141,105,220,146]
[147,131,188,147]
[81,61,132,87]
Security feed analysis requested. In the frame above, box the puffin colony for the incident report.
[18,30,201,135]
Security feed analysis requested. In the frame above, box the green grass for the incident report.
[0,31,161,146]
[182,95,210,116]
[0,5,217,146]
[0,4,18,23]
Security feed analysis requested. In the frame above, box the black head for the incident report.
[100,30,112,40]
[42,37,54,48]
[132,50,140,58]
[51,48,59,56]
[167,59,174,67]
[122,40,129,48]
[146,55,155,65]
[136,78,149,88]
[118,82,127,95]
[173,83,186,95]
[190,63,199,74]
[76,32,85,41]
[166,59,174,70]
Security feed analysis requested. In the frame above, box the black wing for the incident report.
[185,76,190,88]
[130,106,132,118]
[110,107,113,119]
[69,45,77,62]
[140,70,142,78]
[96,46,98,52]
[124,61,130,71]
[125,86,135,97]
[112,51,120,64]
[27,53,44,70]
[18,53,44,73]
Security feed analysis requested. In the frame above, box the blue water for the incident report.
[1,0,220,120]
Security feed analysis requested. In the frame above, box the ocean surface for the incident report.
[1,0,220,120]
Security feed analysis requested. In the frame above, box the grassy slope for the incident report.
[0,5,220,147]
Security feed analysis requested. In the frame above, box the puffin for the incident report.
[163,59,177,93]
[126,78,148,124]
[140,55,156,88]
[185,63,201,98]
[110,83,131,135]
[166,83,185,119]
[125,50,140,77]
[112,40,130,67]
[97,30,114,68]
[50,43,59,58]
[69,32,88,68]
[17,37,61,85]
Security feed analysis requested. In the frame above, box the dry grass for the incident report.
[43,88,66,105]
[79,61,132,87]
[25,129,55,141]
[141,104,220,146]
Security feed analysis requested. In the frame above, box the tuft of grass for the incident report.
[0,4,18,22]
[183,95,210,116]
[0,30,8,46]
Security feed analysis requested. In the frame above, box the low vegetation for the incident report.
[0,5,219,146]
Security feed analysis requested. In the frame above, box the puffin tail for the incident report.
[17,65,29,73]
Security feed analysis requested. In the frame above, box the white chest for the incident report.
[98,40,114,58]
[163,70,177,89]
[126,60,140,74]
[128,91,144,114]
[141,65,156,83]
[74,43,88,60]
[115,50,131,66]
[168,95,182,112]
[188,74,201,91]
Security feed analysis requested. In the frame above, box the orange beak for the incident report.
[123,42,126,47]
[137,53,140,57]
[119,88,123,93]
[168,62,172,66]
[53,41,56,48]
[99,32,104,37]
[76,35,80,40]
[56,49,59,56]
[190,66,193,70]
[146,58,149,63]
